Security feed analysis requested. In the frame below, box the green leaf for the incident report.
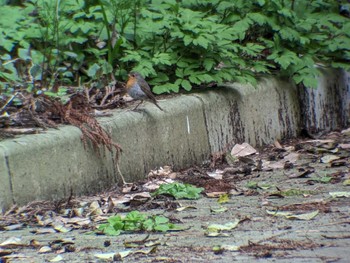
[331,62,350,71]
[183,35,193,46]
[18,48,31,60]
[64,51,78,58]
[97,211,180,235]
[293,74,318,88]
[203,58,216,71]
[189,75,202,85]
[193,35,209,49]
[247,13,266,25]
[271,50,299,70]
[181,79,192,90]
[87,63,101,77]
[152,52,172,66]
[152,182,204,199]
[153,83,180,94]
[256,0,265,6]
[278,8,293,18]
[30,64,42,80]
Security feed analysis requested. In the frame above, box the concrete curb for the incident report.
[0,70,349,212]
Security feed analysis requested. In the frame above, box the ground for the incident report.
[1,129,350,262]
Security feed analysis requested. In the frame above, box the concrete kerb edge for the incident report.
[0,145,14,214]
[0,70,349,212]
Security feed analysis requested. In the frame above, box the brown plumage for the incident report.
[125,72,163,111]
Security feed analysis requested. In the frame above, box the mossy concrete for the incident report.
[106,95,211,183]
[195,78,301,152]
[0,126,115,210]
[299,69,350,132]
[0,148,13,213]
[0,70,349,212]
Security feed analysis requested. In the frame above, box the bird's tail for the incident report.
[155,101,164,111]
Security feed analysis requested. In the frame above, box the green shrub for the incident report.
[0,0,349,95]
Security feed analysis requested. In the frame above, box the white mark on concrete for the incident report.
[186,115,191,134]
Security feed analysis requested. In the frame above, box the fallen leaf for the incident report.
[218,193,230,204]
[0,249,12,256]
[207,219,240,232]
[231,143,257,157]
[330,159,347,167]
[38,246,52,253]
[72,207,84,217]
[88,201,103,216]
[341,128,350,135]
[148,166,173,177]
[274,140,283,149]
[29,239,43,247]
[64,217,91,227]
[286,210,319,220]
[266,152,299,169]
[320,155,340,163]
[220,244,240,251]
[339,143,350,149]
[206,232,230,237]
[304,139,335,144]
[288,168,314,178]
[32,228,57,234]
[49,255,64,262]
[2,253,31,260]
[134,247,157,255]
[206,192,228,198]
[285,152,299,162]
[238,156,255,165]
[3,224,24,231]
[343,179,350,186]
[0,237,23,247]
[207,169,224,180]
[94,252,118,260]
[266,210,319,220]
[329,192,350,198]
[210,206,228,214]
[52,222,72,233]
[176,206,197,212]
[118,250,133,259]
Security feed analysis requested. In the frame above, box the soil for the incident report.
[1,129,350,262]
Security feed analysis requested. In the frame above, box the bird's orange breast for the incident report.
[126,76,137,90]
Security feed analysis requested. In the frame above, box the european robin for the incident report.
[125,72,163,111]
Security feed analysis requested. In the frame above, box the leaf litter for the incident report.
[1,129,350,261]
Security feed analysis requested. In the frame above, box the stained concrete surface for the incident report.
[1,135,349,262]
[0,69,349,212]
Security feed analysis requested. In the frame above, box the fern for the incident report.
[1,0,349,93]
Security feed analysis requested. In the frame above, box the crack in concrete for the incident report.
[191,94,211,151]
[4,155,15,204]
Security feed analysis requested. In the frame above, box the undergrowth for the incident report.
[0,0,349,96]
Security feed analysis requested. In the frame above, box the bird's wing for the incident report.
[139,80,157,103]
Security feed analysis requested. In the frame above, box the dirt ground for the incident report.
[1,129,350,263]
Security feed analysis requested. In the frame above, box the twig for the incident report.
[114,158,131,186]
[0,92,19,115]
[100,85,115,106]
[318,220,350,227]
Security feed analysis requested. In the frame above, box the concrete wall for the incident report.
[0,70,349,212]
[299,69,350,132]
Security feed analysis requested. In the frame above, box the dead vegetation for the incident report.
[0,85,126,164]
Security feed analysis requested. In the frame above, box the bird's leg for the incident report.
[132,100,144,111]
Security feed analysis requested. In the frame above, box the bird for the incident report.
[125,72,163,111]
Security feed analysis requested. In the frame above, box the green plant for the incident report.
[122,0,350,92]
[97,211,179,236]
[152,182,204,199]
[1,0,349,96]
